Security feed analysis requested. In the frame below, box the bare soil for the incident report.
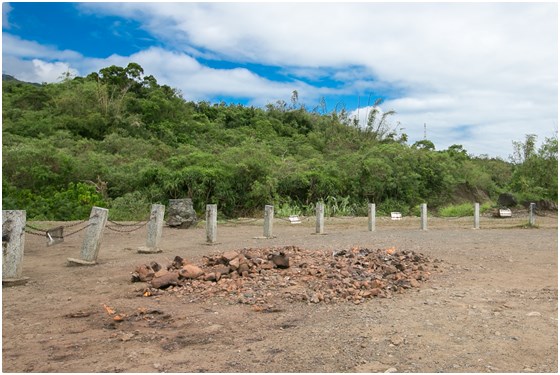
[2,214,558,373]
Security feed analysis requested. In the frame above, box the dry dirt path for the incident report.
[2,215,557,373]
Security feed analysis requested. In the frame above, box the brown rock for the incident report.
[151,271,179,289]
[260,262,274,270]
[171,256,184,269]
[154,269,170,278]
[238,263,250,275]
[203,273,218,282]
[179,264,204,279]
[134,264,155,282]
[149,261,162,272]
[270,252,290,269]
[213,265,231,276]
[222,251,239,262]
[229,257,240,270]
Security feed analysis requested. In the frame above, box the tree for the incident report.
[364,98,398,141]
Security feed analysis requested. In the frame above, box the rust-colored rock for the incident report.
[229,257,240,270]
[179,264,204,279]
[133,264,155,282]
[133,245,439,305]
[150,271,179,289]
[222,251,239,262]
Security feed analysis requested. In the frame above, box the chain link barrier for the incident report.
[105,214,150,233]
[24,216,94,241]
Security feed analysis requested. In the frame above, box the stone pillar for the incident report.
[67,206,108,266]
[420,203,428,231]
[138,204,165,254]
[263,205,274,239]
[368,203,376,232]
[2,210,29,286]
[315,202,325,234]
[206,204,218,244]
[474,202,480,229]
[529,202,536,226]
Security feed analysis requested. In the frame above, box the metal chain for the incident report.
[107,219,147,227]
[65,223,93,237]
[24,227,46,237]
[105,220,148,233]
[62,219,89,229]
[25,223,46,232]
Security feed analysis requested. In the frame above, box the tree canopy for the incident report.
[2,63,557,220]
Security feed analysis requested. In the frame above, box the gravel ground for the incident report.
[2,214,557,373]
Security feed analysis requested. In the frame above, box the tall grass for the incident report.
[438,202,492,217]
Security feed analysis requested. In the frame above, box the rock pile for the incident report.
[131,246,441,305]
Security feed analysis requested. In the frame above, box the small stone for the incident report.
[526,311,542,317]
[390,336,404,346]
[222,251,239,262]
[229,257,240,270]
[270,252,290,269]
[384,367,398,373]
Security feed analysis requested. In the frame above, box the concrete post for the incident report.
[315,202,325,234]
[474,202,480,229]
[138,204,165,253]
[206,204,218,244]
[368,203,376,232]
[420,203,428,231]
[2,210,29,286]
[263,205,274,239]
[67,206,108,266]
[529,202,536,226]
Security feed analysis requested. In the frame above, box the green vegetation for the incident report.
[437,202,492,217]
[2,63,557,220]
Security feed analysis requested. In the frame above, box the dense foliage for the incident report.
[2,65,557,220]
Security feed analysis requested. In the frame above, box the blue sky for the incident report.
[2,2,558,158]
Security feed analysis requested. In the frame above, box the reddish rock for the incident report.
[229,257,240,270]
[134,264,155,282]
[179,264,204,279]
[238,263,250,275]
[151,271,179,289]
[222,251,239,262]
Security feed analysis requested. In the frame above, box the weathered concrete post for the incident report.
[263,205,274,239]
[420,203,428,231]
[67,206,108,266]
[138,204,165,254]
[315,202,325,234]
[529,202,536,226]
[368,203,376,232]
[2,210,29,286]
[474,202,480,229]
[206,204,218,244]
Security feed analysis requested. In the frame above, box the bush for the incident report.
[108,192,153,221]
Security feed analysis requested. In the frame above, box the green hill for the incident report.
[2,63,557,220]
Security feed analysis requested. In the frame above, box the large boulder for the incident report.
[497,193,517,208]
[166,198,198,228]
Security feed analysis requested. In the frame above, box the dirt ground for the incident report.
[2,213,558,373]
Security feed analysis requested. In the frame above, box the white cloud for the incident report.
[2,3,12,29]
[2,33,82,61]
[2,55,78,83]
[3,2,557,158]
[75,47,321,105]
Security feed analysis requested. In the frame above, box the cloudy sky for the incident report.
[2,2,558,158]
